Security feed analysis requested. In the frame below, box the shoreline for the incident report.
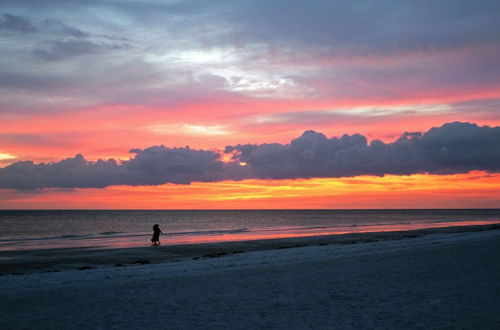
[1,223,498,275]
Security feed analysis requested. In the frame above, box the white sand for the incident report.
[1,229,499,329]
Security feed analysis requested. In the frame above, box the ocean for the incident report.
[1,209,499,251]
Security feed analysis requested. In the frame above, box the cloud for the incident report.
[123,146,248,185]
[0,146,250,190]
[251,104,454,126]
[42,19,90,38]
[227,122,500,179]
[144,124,230,136]
[0,122,498,189]
[0,70,73,92]
[1,0,499,115]
[451,98,500,119]
[224,0,500,56]
[0,13,36,33]
[32,40,128,61]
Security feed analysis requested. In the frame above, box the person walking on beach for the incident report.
[151,224,163,246]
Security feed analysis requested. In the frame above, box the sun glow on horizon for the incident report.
[1,171,498,209]
[0,152,16,161]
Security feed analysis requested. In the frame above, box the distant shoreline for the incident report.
[1,223,498,276]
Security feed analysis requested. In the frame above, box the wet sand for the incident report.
[1,223,498,275]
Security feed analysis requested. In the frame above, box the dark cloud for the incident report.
[0,122,498,189]
[0,13,90,37]
[227,122,500,179]
[42,19,90,38]
[123,146,248,185]
[0,70,73,91]
[0,13,36,33]
[224,0,500,56]
[32,40,127,61]
[0,155,122,189]
[60,26,88,38]
[0,146,250,190]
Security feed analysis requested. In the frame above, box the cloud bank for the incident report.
[227,122,500,179]
[0,122,498,190]
[0,146,248,190]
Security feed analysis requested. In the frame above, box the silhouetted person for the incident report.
[151,224,162,246]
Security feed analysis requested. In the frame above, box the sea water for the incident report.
[1,209,499,251]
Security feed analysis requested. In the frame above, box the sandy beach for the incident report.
[1,224,499,329]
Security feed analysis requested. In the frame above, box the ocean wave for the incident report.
[0,228,250,244]
[2,218,499,246]
[98,231,124,236]
[0,234,93,243]
[163,228,249,236]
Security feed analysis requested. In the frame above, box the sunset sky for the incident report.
[1,0,499,209]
